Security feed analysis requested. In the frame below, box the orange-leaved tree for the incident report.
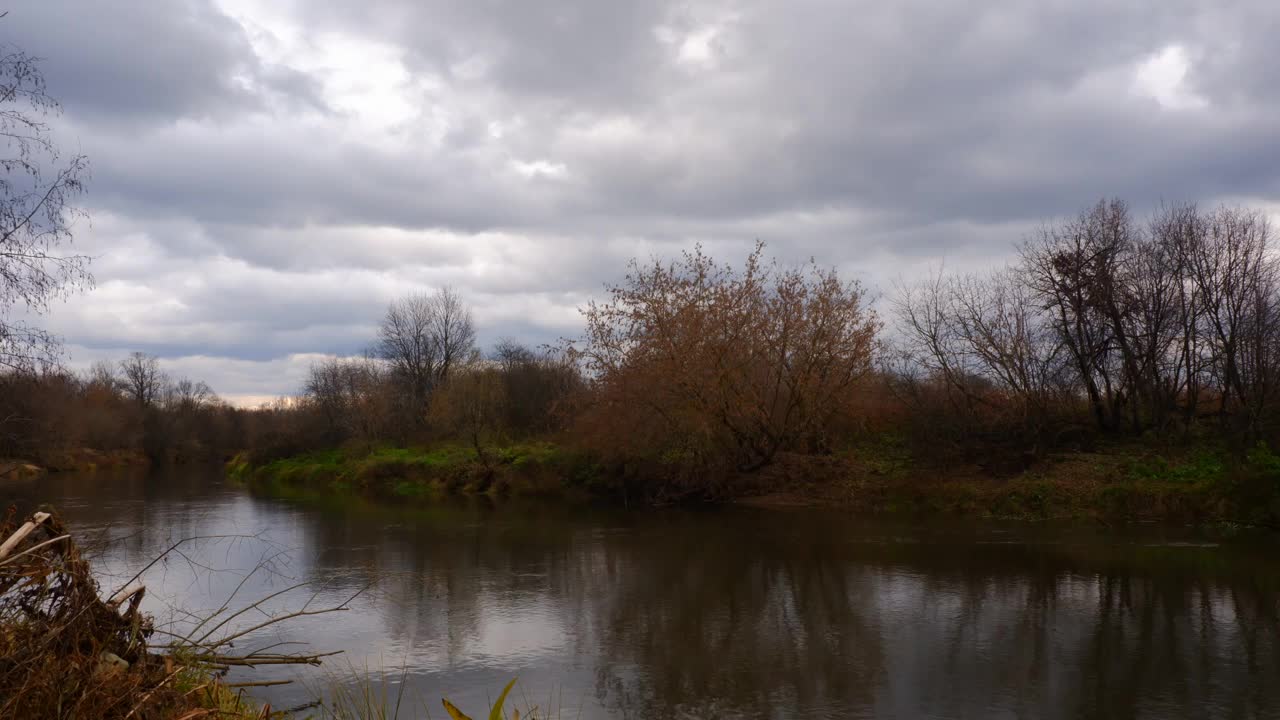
[571,242,880,476]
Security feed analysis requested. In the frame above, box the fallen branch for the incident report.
[197,651,343,667]
[0,532,69,567]
[108,581,146,608]
[223,680,294,688]
[2,508,362,719]
[0,510,49,560]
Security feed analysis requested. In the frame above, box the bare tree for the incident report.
[168,377,217,411]
[492,339,583,434]
[375,287,476,423]
[118,352,165,409]
[1121,205,1196,431]
[1186,206,1280,440]
[894,266,1066,448]
[303,355,389,443]
[1150,202,1208,428]
[84,359,118,393]
[1020,201,1129,431]
[894,198,1280,451]
[893,267,979,413]
[0,35,90,372]
[304,357,348,438]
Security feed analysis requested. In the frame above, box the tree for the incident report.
[0,33,90,371]
[167,377,216,411]
[573,242,880,476]
[375,288,476,424]
[429,361,506,467]
[1020,200,1131,432]
[1149,202,1208,429]
[492,339,582,434]
[895,266,1066,448]
[1185,206,1280,441]
[118,352,165,409]
[303,356,390,444]
[85,359,118,393]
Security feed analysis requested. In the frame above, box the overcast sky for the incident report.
[9,0,1280,404]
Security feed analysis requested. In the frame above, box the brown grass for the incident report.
[0,508,262,720]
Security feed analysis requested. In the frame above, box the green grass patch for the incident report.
[230,441,579,504]
[840,433,915,478]
[1122,449,1226,485]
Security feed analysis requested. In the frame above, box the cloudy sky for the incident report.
[9,0,1280,404]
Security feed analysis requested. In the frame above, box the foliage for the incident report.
[233,442,579,502]
[429,362,508,465]
[570,242,880,489]
[0,362,247,466]
[1122,450,1225,485]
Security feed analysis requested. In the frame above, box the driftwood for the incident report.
[0,510,50,560]
[108,581,147,609]
[1,507,361,718]
[206,651,342,667]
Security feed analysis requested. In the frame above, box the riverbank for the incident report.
[762,441,1280,527]
[228,438,1280,527]
[227,441,588,502]
[0,448,150,479]
[0,510,271,720]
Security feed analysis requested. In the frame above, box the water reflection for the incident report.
[5,468,1277,719]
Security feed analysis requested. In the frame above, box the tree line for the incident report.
[247,243,882,498]
[892,199,1280,458]
[6,26,1280,496]
[9,198,1280,493]
[0,352,252,464]
[259,288,584,465]
[260,199,1280,492]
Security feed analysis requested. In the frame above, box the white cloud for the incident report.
[1133,44,1208,110]
[511,159,569,179]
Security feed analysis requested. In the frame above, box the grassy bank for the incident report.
[231,438,1280,528]
[758,436,1280,528]
[0,448,150,478]
[227,442,600,503]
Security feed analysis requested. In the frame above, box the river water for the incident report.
[4,466,1279,719]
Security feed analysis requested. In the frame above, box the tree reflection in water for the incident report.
[8,468,1278,719]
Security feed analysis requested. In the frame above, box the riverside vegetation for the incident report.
[6,208,1280,525]
[6,15,1278,720]
[221,206,1280,527]
[1,19,1279,522]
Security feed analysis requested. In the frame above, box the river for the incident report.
[4,466,1278,719]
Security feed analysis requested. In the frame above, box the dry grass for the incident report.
[0,507,275,720]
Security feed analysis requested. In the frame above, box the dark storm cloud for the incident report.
[532,0,1280,226]
[12,0,1280,397]
[63,0,1276,236]
[295,0,679,108]
[6,0,324,124]
[77,122,552,231]
[269,0,1280,228]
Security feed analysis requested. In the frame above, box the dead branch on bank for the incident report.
[0,506,365,719]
